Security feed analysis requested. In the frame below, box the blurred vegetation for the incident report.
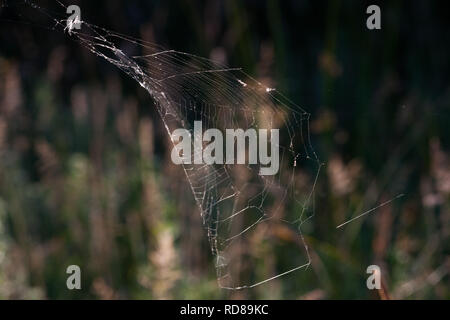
[0,0,449,299]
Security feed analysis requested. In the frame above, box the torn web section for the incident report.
[74,30,321,289]
[14,0,322,289]
[131,50,321,289]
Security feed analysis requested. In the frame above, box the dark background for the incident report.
[0,0,449,299]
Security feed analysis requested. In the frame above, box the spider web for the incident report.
[4,0,323,289]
